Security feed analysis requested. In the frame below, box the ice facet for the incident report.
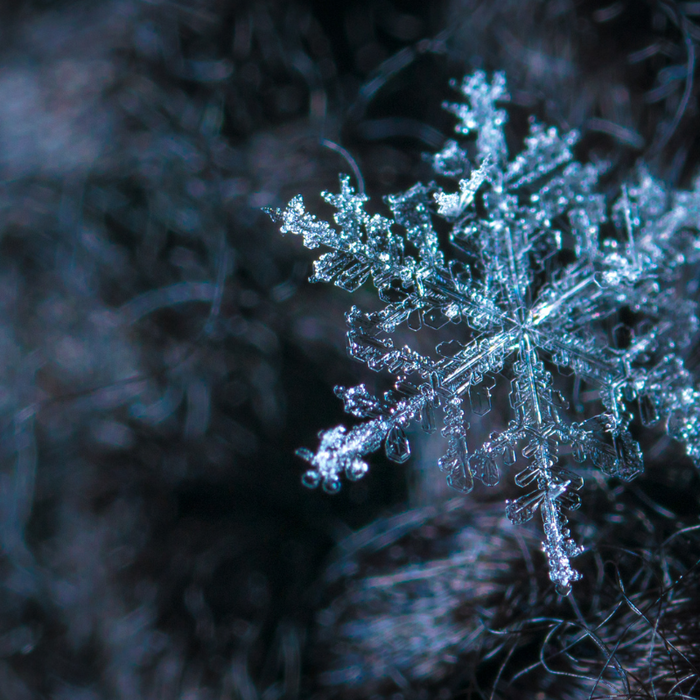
[385,426,411,464]
[469,450,500,487]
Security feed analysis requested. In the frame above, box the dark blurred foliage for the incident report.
[0,0,698,699]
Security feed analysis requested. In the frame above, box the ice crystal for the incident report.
[268,72,700,594]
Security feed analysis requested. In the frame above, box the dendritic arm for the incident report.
[506,342,583,594]
[445,71,509,165]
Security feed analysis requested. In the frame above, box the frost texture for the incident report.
[268,72,700,594]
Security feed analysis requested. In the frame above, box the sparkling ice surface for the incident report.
[268,72,700,594]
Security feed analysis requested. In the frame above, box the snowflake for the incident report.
[268,72,700,594]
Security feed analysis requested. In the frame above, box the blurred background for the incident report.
[0,0,698,698]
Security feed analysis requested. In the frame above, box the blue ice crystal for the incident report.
[268,72,700,594]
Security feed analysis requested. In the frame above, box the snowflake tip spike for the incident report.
[446,70,509,164]
[271,71,700,594]
[385,425,411,463]
[434,156,491,219]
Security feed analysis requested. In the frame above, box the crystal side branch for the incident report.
[267,72,700,594]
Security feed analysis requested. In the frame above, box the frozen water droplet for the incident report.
[555,582,572,596]
[439,436,473,492]
[447,463,473,493]
[420,401,437,433]
[385,426,411,463]
[503,445,517,465]
[521,442,537,458]
[346,459,369,481]
[470,450,500,486]
[559,489,581,510]
[301,470,321,489]
[322,479,342,494]
[470,384,492,416]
